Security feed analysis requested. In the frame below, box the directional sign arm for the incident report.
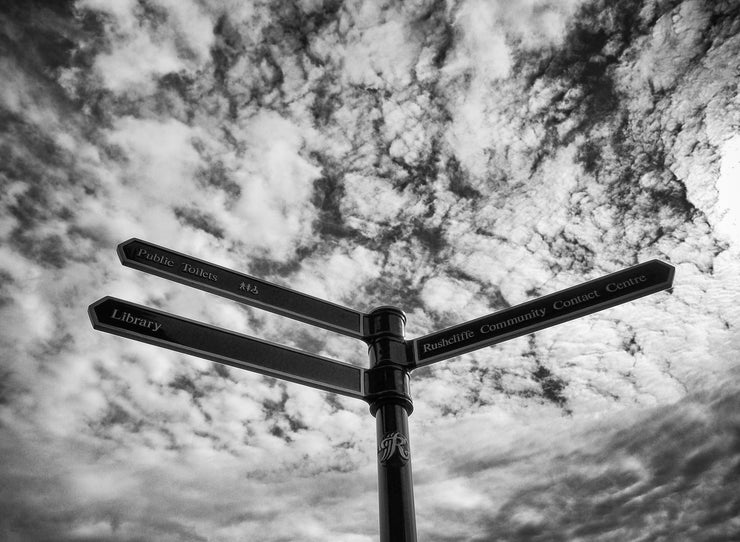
[409,260,675,367]
[88,297,366,399]
[117,239,367,339]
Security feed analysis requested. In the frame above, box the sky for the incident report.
[1,0,739,540]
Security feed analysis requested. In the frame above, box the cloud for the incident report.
[633,0,712,92]
[340,173,412,232]
[226,112,323,259]
[76,0,214,94]
[106,116,203,198]
[447,0,512,82]
[490,387,740,541]
[410,384,740,541]
[448,0,586,97]
[714,135,740,246]
[342,19,419,89]
[420,275,480,316]
[291,244,381,309]
[94,32,184,94]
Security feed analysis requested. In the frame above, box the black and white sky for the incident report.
[1,0,739,540]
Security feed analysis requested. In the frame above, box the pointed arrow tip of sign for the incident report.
[117,238,139,248]
[665,262,675,287]
[116,238,138,264]
[88,296,113,328]
[652,258,676,287]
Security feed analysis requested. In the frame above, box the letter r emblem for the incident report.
[378,432,410,466]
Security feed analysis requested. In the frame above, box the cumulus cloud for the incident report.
[226,112,323,258]
[420,275,480,316]
[76,0,214,94]
[715,135,740,246]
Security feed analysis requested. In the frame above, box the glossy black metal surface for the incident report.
[88,296,365,399]
[411,259,675,366]
[118,238,366,339]
[365,307,417,542]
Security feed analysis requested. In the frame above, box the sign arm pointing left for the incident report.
[118,239,368,340]
[88,297,366,400]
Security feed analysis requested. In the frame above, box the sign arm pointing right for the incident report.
[408,260,675,368]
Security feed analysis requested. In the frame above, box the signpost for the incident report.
[90,239,675,542]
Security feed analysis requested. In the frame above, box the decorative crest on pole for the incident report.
[378,432,411,466]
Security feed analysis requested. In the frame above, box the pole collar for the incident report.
[364,364,413,416]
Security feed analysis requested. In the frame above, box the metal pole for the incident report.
[364,307,417,542]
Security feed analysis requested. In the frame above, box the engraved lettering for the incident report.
[606,274,647,293]
[552,289,600,310]
[421,330,475,353]
[111,309,162,332]
[181,262,218,282]
[480,307,546,334]
[378,432,410,465]
[135,248,175,267]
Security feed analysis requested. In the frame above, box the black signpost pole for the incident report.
[364,307,417,542]
[90,239,676,541]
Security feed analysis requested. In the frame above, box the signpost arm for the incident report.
[364,307,417,542]
[409,259,675,367]
[88,296,366,400]
[117,239,368,339]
